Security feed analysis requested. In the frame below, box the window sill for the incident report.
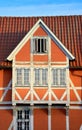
[15,85,30,87]
[33,52,48,55]
[34,85,48,87]
[51,85,67,88]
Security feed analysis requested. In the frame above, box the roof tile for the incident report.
[0,16,82,68]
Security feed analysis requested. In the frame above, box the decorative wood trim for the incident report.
[66,57,70,106]
[0,106,13,109]
[48,37,51,105]
[70,106,82,109]
[15,90,22,100]
[12,57,15,105]
[30,38,34,105]
[69,78,81,102]
[8,120,13,130]
[0,80,12,102]
[0,101,12,104]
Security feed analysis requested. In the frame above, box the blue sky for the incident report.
[0,0,82,16]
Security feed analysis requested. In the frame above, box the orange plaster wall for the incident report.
[51,39,66,62]
[33,26,48,36]
[16,39,30,61]
[0,70,3,87]
[0,69,12,87]
[15,26,67,63]
[34,88,48,100]
[15,88,30,100]
[34,109,48,130]
[51,89,67,101]
[0,69,12,102]
[33,55,48,62]
[51,109,66,130]
[69,109,82,130]
[70,70,82,102]
[70,70,82,87]
[0,109,13,130]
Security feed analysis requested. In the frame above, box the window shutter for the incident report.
[31,38,34,53]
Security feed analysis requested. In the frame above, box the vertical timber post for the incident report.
[30,38,34,105]
[48,106,51,130]
[66,107,69,130]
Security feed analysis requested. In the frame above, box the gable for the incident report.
[16,39,30,61]
[7,19,74,61]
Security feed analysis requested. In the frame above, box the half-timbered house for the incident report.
[0,16,82,130]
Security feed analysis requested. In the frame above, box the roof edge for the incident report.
[7,18,75,61]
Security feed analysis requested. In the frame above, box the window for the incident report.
[17,69,22,85]
[34,68,48,86]
[16,68,30,86]
[32,37,48,53]
[17,109,30,130]
[52,68,66,86]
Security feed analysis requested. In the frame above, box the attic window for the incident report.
[32,37,48,54]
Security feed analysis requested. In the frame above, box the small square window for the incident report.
[32,37,48,54]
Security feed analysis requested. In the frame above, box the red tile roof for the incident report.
[0,16,82,68]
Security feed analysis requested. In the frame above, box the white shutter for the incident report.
[31,38,34,53]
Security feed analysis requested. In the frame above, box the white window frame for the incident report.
[31,37,48,54]
[16,109,30,130]
[52,68,66,87]
[16,68,30,86]
[34,68,48,86]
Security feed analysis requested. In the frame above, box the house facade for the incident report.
[0,16,82,130]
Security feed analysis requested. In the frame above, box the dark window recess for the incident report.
[33,38,47,53]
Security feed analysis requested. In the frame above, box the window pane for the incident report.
[42,69,48,85]
[17,110,30,130]
[52,69,58,85]
[60,69,66,85]
[35,39,38,52]
[35,69,40,85]
[17,122,22,130]
[24,69,30,85]
[16,69,22,85]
